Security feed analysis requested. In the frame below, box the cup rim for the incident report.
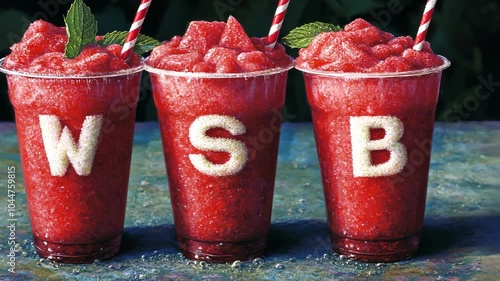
[295,55,450,78]
[143,56,294,79]
[0,57,144,79]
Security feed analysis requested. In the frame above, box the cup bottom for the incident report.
[33,235,121,264]
[331,234,420,262]
[177,236,267,263]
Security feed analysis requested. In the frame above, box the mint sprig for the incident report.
[63,0,160,59]
[283,22,342,49]
[64,0,98,58]
[99,31,161,56]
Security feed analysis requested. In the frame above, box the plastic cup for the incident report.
[145,60,293,262]
[297,57,450,262]
[0,58,143,263]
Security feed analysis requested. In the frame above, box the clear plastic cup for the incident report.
[0,58,143,263]
[297,57,450,262]
[145,60,293,262]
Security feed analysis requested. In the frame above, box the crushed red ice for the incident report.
[3,20,141,75]
[147,16,291,73]
[297,18,444,73]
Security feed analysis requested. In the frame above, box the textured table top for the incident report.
[0,122,499,280]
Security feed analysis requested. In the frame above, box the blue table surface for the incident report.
[0,122,499,280]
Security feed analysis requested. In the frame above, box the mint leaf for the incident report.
[64,0,98,58]
[99,31,161,55]
[283,22,342,49]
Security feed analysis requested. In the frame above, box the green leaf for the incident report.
[282,22,342,49]
[99,31,161,55]
[64,0,98,58]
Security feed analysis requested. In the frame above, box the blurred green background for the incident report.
[1,0,499,122]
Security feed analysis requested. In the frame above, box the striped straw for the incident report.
[413,0,438,51]
[121,0,152,60]
[267,0,290,49]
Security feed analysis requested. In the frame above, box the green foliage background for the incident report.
[1,0,499,122]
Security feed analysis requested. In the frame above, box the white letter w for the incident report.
[39,115,103,177]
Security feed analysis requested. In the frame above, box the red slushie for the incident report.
[1,20,142,263]
[296,19,450,262]
[145,16,292,262]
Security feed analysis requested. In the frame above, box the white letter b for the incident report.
[350,116,408,178]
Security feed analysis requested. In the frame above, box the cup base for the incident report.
[177,236,267,263]
[331,235,420,262]
[33,235,121,264]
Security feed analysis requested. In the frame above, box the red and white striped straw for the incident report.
[267,0,290,49]
[413,0,438,51]
[121,0,152,60]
